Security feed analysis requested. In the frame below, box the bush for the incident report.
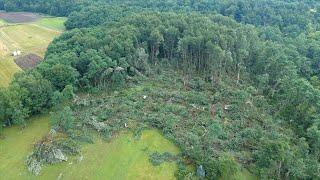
[149,152,176,166]
[217,154,240,179]
[50,106,75,132]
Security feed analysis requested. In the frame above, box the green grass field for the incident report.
[0,116,180,180]
[0,24,61,56]
[34,17,67,31]
[0,16,65,87]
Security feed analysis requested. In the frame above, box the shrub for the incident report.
[149,152,176,166]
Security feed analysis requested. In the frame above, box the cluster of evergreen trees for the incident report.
[0,0,320,179]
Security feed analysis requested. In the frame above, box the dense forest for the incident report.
[0,0,320,179]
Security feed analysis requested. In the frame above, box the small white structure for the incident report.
[224,105,232,110]
[12,50,21,57]
[310,9,317,13]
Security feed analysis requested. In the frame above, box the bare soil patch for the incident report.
[0,12,40,23]
[14,53,42,69]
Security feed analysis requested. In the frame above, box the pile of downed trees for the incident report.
[26,131,80,176]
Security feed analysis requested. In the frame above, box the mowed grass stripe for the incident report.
[0,57,21,87]
[0,26,19,53]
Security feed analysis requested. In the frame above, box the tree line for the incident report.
[0,0,89,16]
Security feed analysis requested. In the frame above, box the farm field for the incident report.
[0,12,66,87]
[0,24,61,56]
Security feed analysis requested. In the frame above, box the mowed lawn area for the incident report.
[0,24,61,56]
[0,16,65,87]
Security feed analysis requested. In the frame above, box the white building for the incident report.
[12,50,21,56]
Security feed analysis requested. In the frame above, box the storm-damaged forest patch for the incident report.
[25,69,257,179]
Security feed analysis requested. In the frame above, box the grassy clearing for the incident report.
[37,130,179,180]
[34,17,67,31]
[0,115,51,179]
[0,117,180,179]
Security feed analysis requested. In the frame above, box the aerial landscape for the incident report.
[0,0,319,179]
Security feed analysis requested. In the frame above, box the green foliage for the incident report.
[0,86,28,126]
[26,135,80,175]
[12,71,53,114]
[37,63,79,91]
[65,68,319,179]
[51,85,75,107]
[1,0,86,16]
[1,0,320,179]
[149,152,176,166]
[217,154,240,179]
[65,4,134,30]
[307,121,320,159]
[50,106,74,132]
[175,161,194,180]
